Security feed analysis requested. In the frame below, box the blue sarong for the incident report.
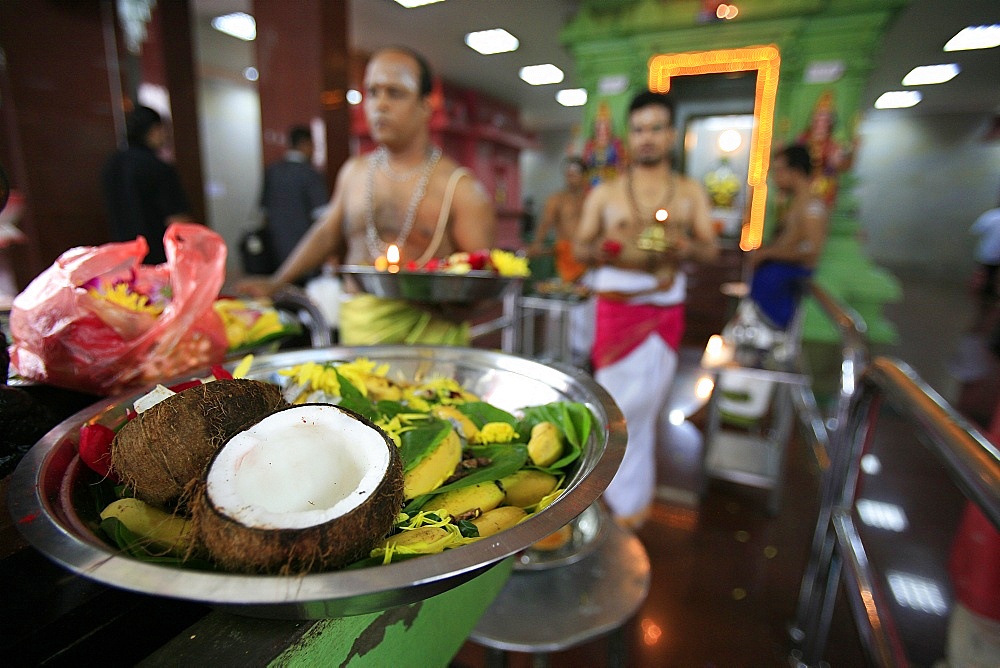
[749,261,812,329]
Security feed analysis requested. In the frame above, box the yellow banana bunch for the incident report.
[403,429,462,499]
[527,422,563,467]
[426,481,505,519]
[100,497,193,556]
[472,506,527,538]
[500,470,559,508]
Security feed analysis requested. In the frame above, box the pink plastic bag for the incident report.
[9,223,229,396]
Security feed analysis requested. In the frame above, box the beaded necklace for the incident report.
[364,146,442,259]
[628,167,678,252]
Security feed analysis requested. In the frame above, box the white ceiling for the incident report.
[195,0,1000,131]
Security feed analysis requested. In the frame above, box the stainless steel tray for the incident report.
[7,345,626,619]
[339,265,521,303]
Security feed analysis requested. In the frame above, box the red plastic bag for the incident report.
[9,223,229,396]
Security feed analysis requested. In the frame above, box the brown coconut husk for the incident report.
[110,379,286,509]
[191,406,405,574]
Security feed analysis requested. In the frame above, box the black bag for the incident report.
[239,227,277,275]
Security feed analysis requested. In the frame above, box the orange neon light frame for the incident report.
[648,45,781,250]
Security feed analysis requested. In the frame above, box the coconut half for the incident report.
[193,403,404,574]
[110,378,286,509]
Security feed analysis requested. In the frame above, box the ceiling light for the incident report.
[243,67,259,82]
[346,89,362,105]
[519,64,564,86]
[874,90,922,109]
[556,88,587,107]
[465,28,519,55]
[393,0,445,7]
[902,63,960,86]
[211,12,256,41]
[943,24,1000,51]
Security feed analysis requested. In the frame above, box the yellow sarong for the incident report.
[339,294,470,346]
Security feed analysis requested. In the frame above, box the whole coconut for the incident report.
[192,403,404,574]
[111,379,285,509]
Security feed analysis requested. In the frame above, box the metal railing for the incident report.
[793,355,1000,666]
[789,284,870,656]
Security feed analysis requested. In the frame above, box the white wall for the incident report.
[520,126,577,216]
[854,112,1000,283]
[198,78,262,278]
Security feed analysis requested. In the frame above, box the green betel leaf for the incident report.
[458,401,517,427]
[98,518,213,568]
[417,444,528,501]
[516,402,594,472]
[398,418,451,471]
[374,399,409,420]
[333,369,379,419]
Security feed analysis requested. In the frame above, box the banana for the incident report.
[426,480,505,519]
[100,497,192,555]
[381,526,452,551]
[432,405,479,440]
[527,421,563,467]
[471,506,527,538]
[403,429,463,499]
[500,470,559,508]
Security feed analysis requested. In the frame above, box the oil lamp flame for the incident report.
[386,244,400,273]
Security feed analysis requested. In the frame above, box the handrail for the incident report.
[790,284,871,654]
[808,357,1000,667]
[861,358,1000,527]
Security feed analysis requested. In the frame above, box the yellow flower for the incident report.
[336,357,391,398]
[405,377,480,409]
[91,282,164,316]
[279,362,341,398]
[472,422,519,444]
[490,249,531,277]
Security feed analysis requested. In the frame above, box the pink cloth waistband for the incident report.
[591,298,685,370]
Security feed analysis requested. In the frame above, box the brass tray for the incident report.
[7,345,626,619]
[339,265,521,303]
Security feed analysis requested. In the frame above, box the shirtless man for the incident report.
[239,47,495,344]
[748,144,828,329]
[574,90,718,526]
[528,157,588,283]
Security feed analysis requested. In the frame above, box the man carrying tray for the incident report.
[239,47,495,345]
[573,91,719,527]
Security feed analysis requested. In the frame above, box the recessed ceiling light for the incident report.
[874,90,922,109]
[519,64,564,86]
[243,67,259,82]
[346,89,362,105]
[902,63,960,86]
[465,28,519,55]
[556,88,587,107]
[943,24,1000,51]
[393,0,445,7]
[211,12,256,41]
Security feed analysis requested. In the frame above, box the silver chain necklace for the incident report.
[365,146,442,259]
[374,145,427,182]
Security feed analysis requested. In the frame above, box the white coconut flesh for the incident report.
[205,404,392,530]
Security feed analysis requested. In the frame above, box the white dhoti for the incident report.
[597,334,678,519]
[590,267,687,521]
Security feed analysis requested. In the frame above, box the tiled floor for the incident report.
[454,270,996,667]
